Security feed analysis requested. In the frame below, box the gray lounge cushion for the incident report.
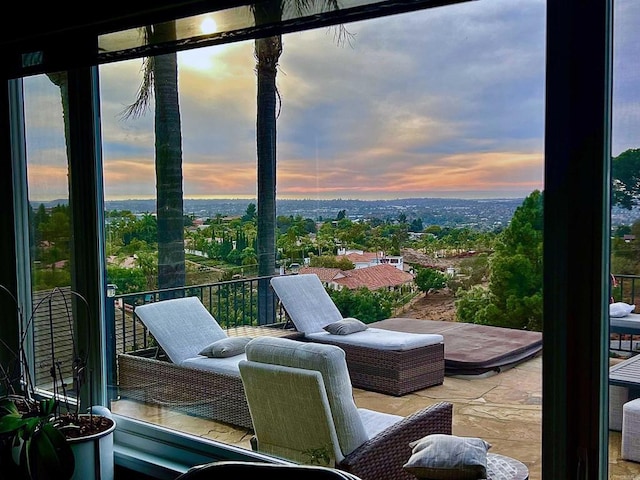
[403,434,491,480]
[324,318,368,335]
[199,336,252,358]
[270,274,343,333]
[307,328,443,351]
[134,296,228,364]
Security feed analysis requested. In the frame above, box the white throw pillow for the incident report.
[610,302,635,318]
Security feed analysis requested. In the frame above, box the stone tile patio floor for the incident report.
[111,354,640,480]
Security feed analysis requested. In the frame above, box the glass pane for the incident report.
[609,0,640,475]
[100,1,545,475]
[22,73,78,401]
[99,0,420,57]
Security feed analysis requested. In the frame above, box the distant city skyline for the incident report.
[22,0,639,202]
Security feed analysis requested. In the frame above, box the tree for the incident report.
[612,148,640,209]
[409,218,423,232]
[455,190,543,331]
[122,23,186,296]
[611,219,640,275]
[328,287,392,323]
[243,203,257,222]
[415,267,448,294]
[309,255,355,270]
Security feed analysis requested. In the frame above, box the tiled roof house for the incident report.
[333,263,414,291]
[297,264,414,291]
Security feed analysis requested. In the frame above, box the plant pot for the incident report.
[67,414,116,480]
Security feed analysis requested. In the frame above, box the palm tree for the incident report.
[122,22,186,296]
[252,1,348,321]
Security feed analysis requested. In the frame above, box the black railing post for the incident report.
[105,286,117,401]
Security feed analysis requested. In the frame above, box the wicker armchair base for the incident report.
[312,340,445,396]
[118,348,253,429]
[339,401,453,480]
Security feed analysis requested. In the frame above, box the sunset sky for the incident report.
[23,0,640,202]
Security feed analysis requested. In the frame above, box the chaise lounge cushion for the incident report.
[308,327,442,350]
[271,274,343,333]
[271,274,443,349]
[134,296,229,364]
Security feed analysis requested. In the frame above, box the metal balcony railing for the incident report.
[612,274,640,306]
[32,273,640,394]
[610,274,640,355]
[103,274,288,394]
[106,275,285,357]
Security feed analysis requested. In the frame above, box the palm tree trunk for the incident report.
[153,22,185,295]
[255,33,282,324]
[255,35,281,279]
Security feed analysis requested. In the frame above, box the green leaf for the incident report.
[0,412,29,434]
[0,398,20,416]
[26,423,75,480]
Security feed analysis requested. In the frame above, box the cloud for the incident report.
[32,0,640,203]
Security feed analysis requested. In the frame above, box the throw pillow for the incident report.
[403,434,491,480]
[198,336,252,358]
[610,302,635,318]
[324,317,368,335]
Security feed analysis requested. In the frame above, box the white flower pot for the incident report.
[68,414,116,480]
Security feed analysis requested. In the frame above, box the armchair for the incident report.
[238,336,453,480]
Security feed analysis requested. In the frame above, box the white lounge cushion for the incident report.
[307,327,443,351]
[134,296,228,364]
[245,337,369,456]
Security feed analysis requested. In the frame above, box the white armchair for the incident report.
[238,337,453,480]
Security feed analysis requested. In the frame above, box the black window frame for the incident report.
[0,0,614,477]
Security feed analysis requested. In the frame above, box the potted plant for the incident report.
[0,285,116,480]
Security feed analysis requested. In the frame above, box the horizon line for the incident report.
[31,195,529,204]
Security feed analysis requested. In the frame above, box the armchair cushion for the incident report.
[403,434,491,480]
[324,318,368,335]
[198,336,252,358]
[245,337,369,456]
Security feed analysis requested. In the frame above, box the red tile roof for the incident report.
[334,263,414,291]
[298,266,344,283]
[337,251,382,264]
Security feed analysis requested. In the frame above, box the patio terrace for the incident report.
[110,353,640,480]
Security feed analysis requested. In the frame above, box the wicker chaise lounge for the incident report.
[117,296,253,429]
[270,274,445,396]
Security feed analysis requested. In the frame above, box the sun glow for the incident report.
[200,17,217,35]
